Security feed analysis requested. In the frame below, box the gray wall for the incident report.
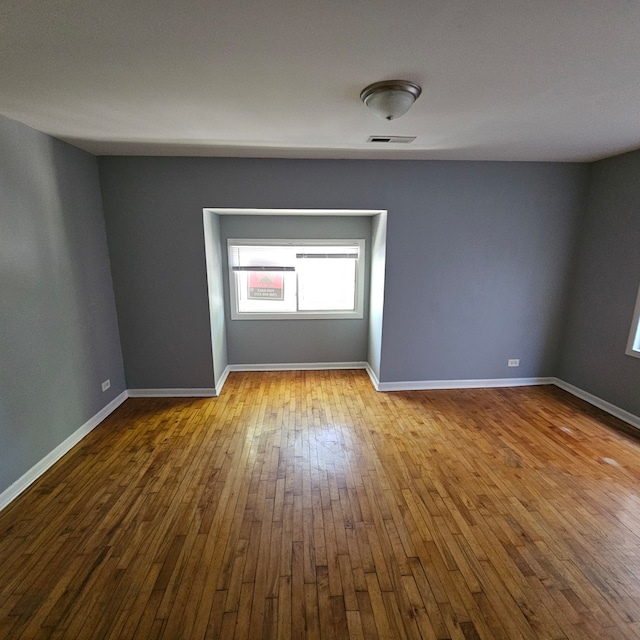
[0,115,125,495]
[219,214,371,365]
[99,157,588,386]
[378,162,588,382]
[558,150,640,415]
[99,159,217,389]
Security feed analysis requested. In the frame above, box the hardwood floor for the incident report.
[2,371,640,639]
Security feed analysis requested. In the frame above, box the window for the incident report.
[228,239,365,320]
[626,283,640,359]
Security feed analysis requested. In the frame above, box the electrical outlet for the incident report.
[101,379,111,392]
[508,359,520,367]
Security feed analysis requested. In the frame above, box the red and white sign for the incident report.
[248,272,284,300]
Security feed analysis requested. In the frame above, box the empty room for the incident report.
[2,2,640,638]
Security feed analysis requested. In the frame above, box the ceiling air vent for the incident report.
[367,135,416,144]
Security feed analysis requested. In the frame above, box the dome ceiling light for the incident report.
[360,80,422,121]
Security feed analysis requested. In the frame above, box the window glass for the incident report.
[626,283,640,359]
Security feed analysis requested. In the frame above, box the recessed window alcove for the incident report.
[202,209,388,394]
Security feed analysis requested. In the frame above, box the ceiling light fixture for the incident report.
[360,80,422,121]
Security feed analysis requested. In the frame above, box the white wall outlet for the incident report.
[508,359,520,367]
[101,379,111,392]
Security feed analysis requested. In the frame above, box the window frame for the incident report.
[626,283,640,359]
[227,238,365,321]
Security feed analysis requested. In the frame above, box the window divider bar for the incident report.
[295,253,358,259]
[232,266,295,271]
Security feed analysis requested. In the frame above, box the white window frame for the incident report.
[227,238,365,320]
[626,283,640,359]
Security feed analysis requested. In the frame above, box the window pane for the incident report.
[231,244,296,269]
[297,258,356,311]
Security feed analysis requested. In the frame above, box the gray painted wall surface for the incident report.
[0,115,125,494]
[558,150,640,415]
[98,157,588,387]
[377,162,588,382]
[99,159,216,389]
[219,215,371,365]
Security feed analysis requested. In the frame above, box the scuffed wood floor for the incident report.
[2,370,640,639]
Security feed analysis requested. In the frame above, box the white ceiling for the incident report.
[2,1,640,161]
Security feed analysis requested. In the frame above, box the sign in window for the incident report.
[248,272,284,300]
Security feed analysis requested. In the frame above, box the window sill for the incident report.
[231,311,364,321]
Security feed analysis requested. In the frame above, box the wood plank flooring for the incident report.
[2,371,640,639]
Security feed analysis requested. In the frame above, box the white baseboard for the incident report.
[215,366,231,396]
[376,377,554,392]
[219,366,552,395]
[553,378,640,431]
[227,361,368,372]
[127,388,216,398]
[366,364,381,391]
[0,391,128,512]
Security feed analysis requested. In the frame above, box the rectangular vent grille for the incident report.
[367,135,416,144]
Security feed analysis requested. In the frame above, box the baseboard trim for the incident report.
[376,377,554,392]
[366,364,381,391]
[0,391,128,512]
[127,388,216,398]
[553,378,640,431]
[215,366,231,396]
[227,361,368,372]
